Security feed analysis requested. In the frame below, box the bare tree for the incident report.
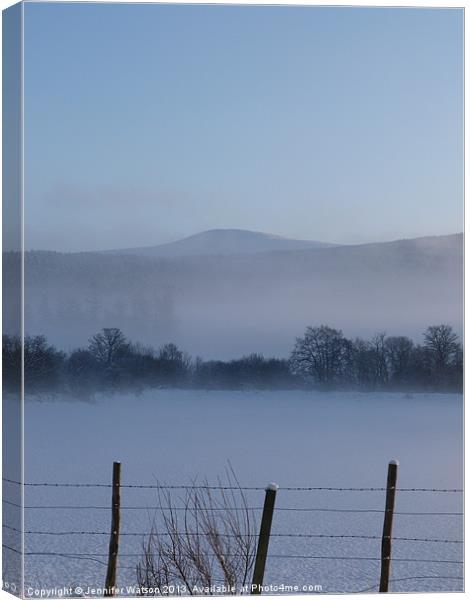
[157,343,192,382]
[350,337,374,388]
[290,325,349,385]
[385,336,413,385]
[158,343,184,363]
[423,325,460,370]
[370,332,388,387]
[23,335,65,391]
[136,468,257,595]
[3,334,22,390]
[88,328,129,366]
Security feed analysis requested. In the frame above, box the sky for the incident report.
[21,2,463,251]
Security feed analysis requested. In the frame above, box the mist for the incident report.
[10,231,462,360]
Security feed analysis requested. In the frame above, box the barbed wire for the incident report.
[351,576,464,594]
[2,545,463,564]
[3,475,463,595]
[2,479,262,491]
[2,500,259,511]
[3,499,463,516]
[2,524,463,544]
[2,478,463,492]
[1,545,137,571]
[393,536,463,543]
[271,507,464,516]
[1,543,463,587]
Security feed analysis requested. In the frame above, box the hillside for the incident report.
[7,233,463,358]
[104,228,336,257]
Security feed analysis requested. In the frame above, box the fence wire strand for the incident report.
[2,524,463,544]
[351,576,464,594]
[2,498,464,516]
[2,478,463,493]
[2,545,463,565]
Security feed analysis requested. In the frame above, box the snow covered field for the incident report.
[4,390,464,594]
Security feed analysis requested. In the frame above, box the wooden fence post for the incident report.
[251,483,279,595]
[379,460,398,593]
[104,461,121,596]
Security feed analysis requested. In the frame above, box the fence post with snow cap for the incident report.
[379,460,398,592]
[251,483,279,595]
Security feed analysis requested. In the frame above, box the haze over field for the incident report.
[11,230,462,359]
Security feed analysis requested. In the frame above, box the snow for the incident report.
[3,390,463,595]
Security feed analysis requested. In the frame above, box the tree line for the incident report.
[2,324,462,395]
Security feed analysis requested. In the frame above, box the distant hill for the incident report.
[104,228,337,257]
[7,232,462,359]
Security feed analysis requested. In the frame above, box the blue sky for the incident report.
[22,2,463,251]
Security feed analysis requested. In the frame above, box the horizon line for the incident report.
[16,229,464,255]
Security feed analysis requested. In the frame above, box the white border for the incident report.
[0,2,465,600]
